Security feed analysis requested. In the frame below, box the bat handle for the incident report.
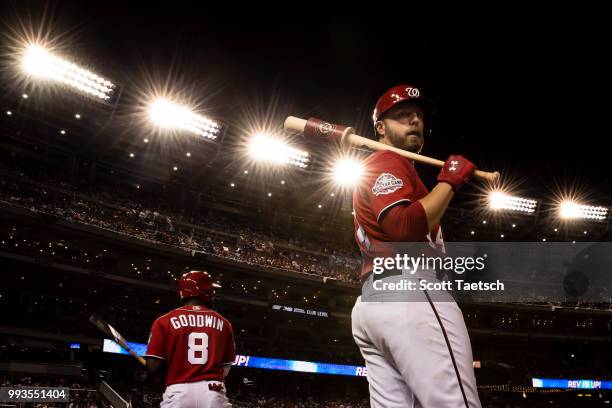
[475,170,500,183]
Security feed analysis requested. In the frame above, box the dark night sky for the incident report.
[1,1,610,200]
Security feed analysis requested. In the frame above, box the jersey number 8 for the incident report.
[187,332,209,364]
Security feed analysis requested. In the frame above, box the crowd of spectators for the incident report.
[3,163,612,305]
[0,372,370,407]
[1,373,102,407]
[232,395,369,408]
[3,371,609,407]
[0,166,361,283]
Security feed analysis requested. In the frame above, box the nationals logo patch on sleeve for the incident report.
[372,173,404,195]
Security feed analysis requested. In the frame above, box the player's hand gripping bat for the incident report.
[284,116,500,183]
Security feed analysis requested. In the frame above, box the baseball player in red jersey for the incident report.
[145,270,236,408]
[351,85,482,407]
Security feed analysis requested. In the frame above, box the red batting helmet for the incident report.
[178,270,219,301]
[372,84,436,136]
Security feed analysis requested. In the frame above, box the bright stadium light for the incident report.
[21,45,116,101]
[488,191,537,214]
[333,158,363,186]
[248,133,309,168]
[148,98,221,140]
[559,201,608,221]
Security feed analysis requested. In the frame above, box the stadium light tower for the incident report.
[333,158,363,186]
[488,191,538,214]
[148,98,222,140]
[21,45,117,101]
[559,201,608,221]
[248,133,309,168]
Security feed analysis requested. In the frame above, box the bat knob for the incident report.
[284,116,307,133]
[475,170,501,183]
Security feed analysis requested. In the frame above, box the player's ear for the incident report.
[375,120,385,138]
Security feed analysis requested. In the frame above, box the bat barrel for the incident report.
[285,116,350,144]
[284,116,307,133]
[285,115,501,183]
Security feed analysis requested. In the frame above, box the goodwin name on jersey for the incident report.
[169,314,225,332]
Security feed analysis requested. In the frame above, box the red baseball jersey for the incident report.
[145,305,236,386]
[353,150,444,281]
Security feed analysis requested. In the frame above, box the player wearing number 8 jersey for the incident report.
[145,270,236,408]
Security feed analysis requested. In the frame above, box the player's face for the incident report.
[377,103,425,152]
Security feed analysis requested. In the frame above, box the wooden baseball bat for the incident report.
[284,116,500,183]
[89,313,147,367]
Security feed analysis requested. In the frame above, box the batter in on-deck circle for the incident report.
[145,270,235,408]
[351,84,482,408]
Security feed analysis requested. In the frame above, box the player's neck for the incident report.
[182,299,212,309]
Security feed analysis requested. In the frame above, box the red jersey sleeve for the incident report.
[222,321,236,364]
[365,151,419,221]
[379,201,429,242]
[145,317,167,360]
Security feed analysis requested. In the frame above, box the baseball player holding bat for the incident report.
[284,84,495,407]
[144,270,235,408]
[349,84,482,407]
